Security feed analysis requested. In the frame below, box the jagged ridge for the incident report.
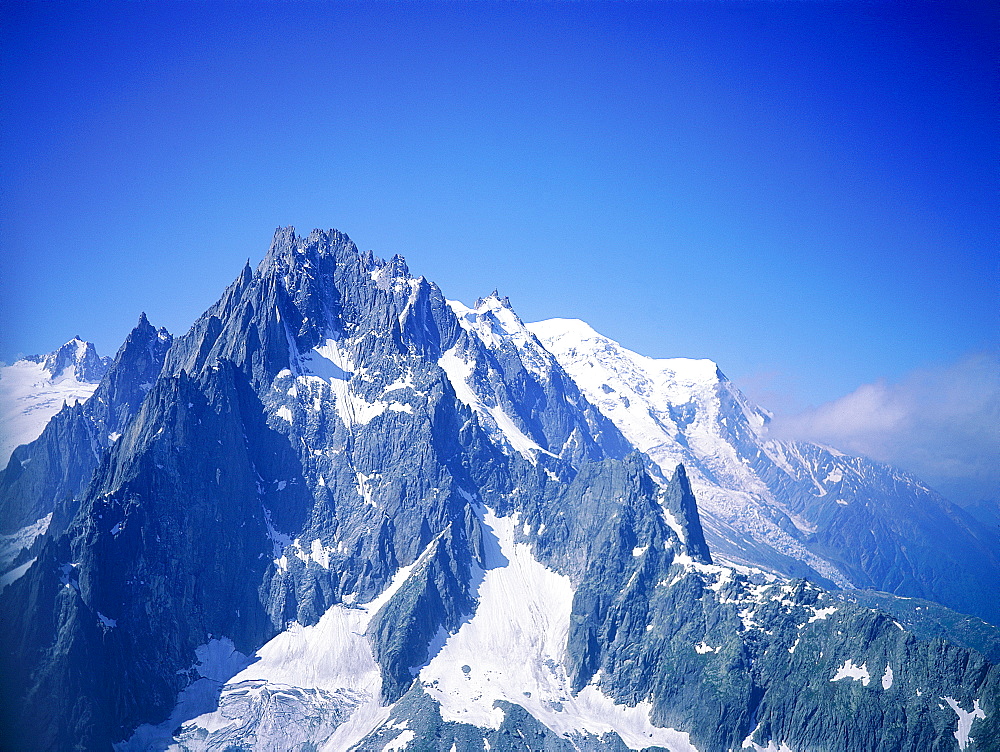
[0,228,995,752]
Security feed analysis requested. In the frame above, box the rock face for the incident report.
[0,317,172,537]
[0,228,997,752]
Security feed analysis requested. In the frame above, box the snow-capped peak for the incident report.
[526,317,724,468]
[528,318,724,392]
[447,296,546,372]
[526,319,733,457]
[525,316,600,343]
[0,338,110,466]
[36,336,110,383]
[526,317,851,586]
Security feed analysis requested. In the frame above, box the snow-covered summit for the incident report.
[527,318,767,482]
[0,338,110,466]
[530,317,730,396]
[31,336,111,383]
[448,293,548,372]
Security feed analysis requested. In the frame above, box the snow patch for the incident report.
[116,638,252,751]
[382,729,415,751]
[420,508,697,751]
[383,373,415,393]
[742,740,795,752]
[310,538,335,569]
[356,472,376,506]
[661,508,686,543]
[0,513,51,573]
[295,339,389,427]
[178,543,433,752]
[0,557,36,590]
[262,504,292,559]
[807,606,837,623]
[831,660,870,686]
[881,664,893,690]
[942,697,986,750]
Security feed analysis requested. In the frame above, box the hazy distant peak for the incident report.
[29,337,111,383]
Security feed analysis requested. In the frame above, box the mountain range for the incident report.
[0,227,995,751]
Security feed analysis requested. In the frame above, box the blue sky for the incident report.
[2,1,996,501]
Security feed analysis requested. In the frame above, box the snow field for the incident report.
[179,550,428,750]
[0,359,100,465]
[420,508,698,752]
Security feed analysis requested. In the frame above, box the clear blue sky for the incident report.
[2,0,997,415]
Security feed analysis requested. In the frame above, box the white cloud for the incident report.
[767,351,1000,505]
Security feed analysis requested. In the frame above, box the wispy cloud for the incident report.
[766,351,1000,505]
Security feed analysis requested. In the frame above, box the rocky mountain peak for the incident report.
[261,226,361,273]
[386,253,409,277]
[36,336,110,382]
[662,463,713,564]
[473,289,513,311]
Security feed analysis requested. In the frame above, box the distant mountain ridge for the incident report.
[0,227,996,751]
[528,318,1000,627]
[0,336,112,465]
[29,335,112,382]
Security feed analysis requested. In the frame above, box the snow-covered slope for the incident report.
[0,337,110,466]
[443,293,623,465]
[528,318,1000,623]
[526,319,766,486]
[527,319,843,579]
[419,507,697,751]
